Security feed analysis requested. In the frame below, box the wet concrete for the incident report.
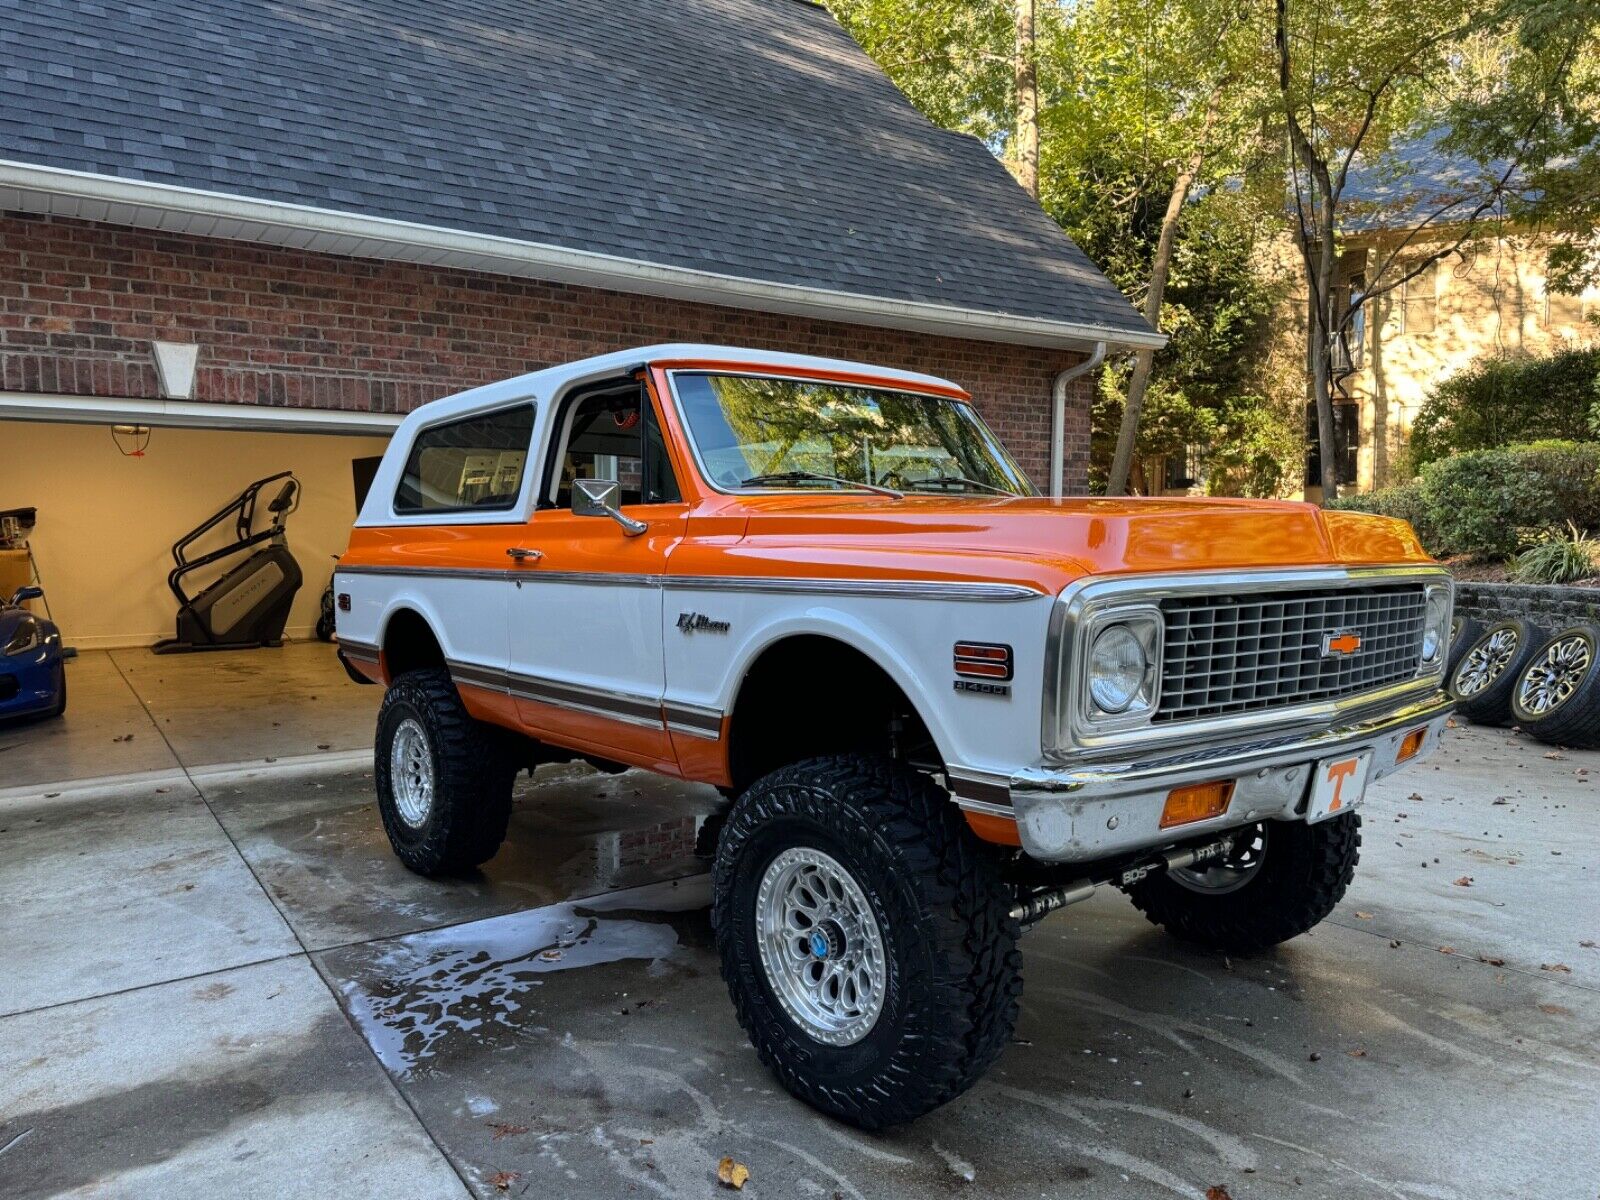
[1,725,1595,1198]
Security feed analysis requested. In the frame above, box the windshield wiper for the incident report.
[740,471,903,498]
[905,474,1017,496]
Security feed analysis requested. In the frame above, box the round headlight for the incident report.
[1089,623,1148,714]
[1421,590,1449,663]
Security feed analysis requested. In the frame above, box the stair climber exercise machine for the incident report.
[152,472,304,654]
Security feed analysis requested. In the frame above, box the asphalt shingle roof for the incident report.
[0,0,1152,340]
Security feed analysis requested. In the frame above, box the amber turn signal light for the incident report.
[1160,780,1235,829]
[1397,727,1427,762]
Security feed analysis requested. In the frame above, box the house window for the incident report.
[1400,262,1438,334]
[1544,287,1585,330]
[394,405,535,513]
[1305,402,1359,487]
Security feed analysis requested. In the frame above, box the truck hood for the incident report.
[715,494,1433,593]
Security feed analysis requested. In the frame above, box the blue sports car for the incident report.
[0,586,66,721]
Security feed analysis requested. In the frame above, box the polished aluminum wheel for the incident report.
[1516,633,1593,716]
[755,847,887,1046]
[1169,825,1266,894]
[1454,626,1519,698]
[390,717,435,828]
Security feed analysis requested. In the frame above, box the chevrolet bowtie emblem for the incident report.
[1321,631,1363,657]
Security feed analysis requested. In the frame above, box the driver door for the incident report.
[505,377,688,768]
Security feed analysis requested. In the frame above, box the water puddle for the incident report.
[339,877,706,1074]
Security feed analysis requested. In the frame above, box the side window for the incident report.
[394,406,535,514]
[550,385,681,509]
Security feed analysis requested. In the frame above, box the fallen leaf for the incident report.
[1308,1051,1322,1062]
[1491,797,1508,805]
[487,1122,529,1140]
[1580,940,1596,949]
[1438,945,1457,955]
[1453,876,1474,887]
[1346,1048,1367,1058]
[489,1171,520,1191]
[1407,792,1424,802]
[718,1156,751,1190]
[1538,1003,1572,1016]
[1543,751,1567,761]
[1476,954,1505,966]
[1389,939,1402,949]
[1206,1188,1234,1200]
[1353,911,1375,920]
[537,949,563,962]
[316,742,331,750]
[1541,963,1573,973]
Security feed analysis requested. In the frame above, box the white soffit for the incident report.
[0,392,401,436]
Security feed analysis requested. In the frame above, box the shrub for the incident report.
[1327,480,1435,545]
[1416,441,1600,560]
[1513,523,1600,584]
[1333,441,1600,561]
[1410,348,1600,468]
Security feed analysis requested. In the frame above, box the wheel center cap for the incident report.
[810,920,846,961]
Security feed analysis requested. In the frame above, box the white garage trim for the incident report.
[0,392,402,435]
[0,160,1167,354]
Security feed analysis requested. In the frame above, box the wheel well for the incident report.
[382,608,447,679]
[726,635,942,794]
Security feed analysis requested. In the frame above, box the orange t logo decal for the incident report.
[1325,759,1359,810]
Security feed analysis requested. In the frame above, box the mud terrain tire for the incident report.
[1127,814,1361,954]
[712,754,1021,1129]
[375,668,517,875]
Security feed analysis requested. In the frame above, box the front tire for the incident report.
[374,668,516,876]
[712,755,1021,1129]
[1127,814,1361,954]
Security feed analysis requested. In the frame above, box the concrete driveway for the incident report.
[1,684,1596,1198]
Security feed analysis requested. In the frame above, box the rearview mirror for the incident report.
[572,478,647,536]
[10,585,43,606]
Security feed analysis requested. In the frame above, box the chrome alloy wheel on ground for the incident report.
[1454,626,1520,697]
[1516,632,1594,716]
[389,716,435,828]
[754,846,887,1046]
[1169,825,1265,894]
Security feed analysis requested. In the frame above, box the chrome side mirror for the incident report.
[10,585,42,606]
[572,478,647,536]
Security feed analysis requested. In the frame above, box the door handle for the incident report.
[506,547,543,562]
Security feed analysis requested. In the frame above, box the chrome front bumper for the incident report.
[950,690,1453,864]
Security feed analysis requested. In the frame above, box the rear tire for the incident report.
[374,668,517,875]
[712,754,1021,1129]
[1450,617,1544,726]
[1509,625,1600,749]
[1126,814,1361,954]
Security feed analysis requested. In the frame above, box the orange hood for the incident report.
[703,494,1433,596]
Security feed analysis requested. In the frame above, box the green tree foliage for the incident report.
[832,0,1296,496]
[1409,348,1600,467]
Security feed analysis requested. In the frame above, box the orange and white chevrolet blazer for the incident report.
[335,343,1453,1128]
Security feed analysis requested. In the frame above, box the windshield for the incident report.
[670,373,1036,496]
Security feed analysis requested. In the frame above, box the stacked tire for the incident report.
[1447,617,1600,749]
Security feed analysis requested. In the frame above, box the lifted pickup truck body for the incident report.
[337,344,1453,1127]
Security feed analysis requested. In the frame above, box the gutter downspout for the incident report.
[1050,341,1107,498]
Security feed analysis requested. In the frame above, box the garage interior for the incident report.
[1,416,391,649]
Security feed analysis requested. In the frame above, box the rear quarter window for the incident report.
[394,406,536,514]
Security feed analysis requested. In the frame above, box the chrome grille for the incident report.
[1155,584,1426,723]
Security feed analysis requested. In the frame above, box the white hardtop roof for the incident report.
[392,344,966,437]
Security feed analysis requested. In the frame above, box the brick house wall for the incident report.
[0,213,1093,491]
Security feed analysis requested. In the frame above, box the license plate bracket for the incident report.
[1306,751,1373,823]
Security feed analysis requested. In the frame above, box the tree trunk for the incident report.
[1012,0,1039,197]
[1312,195,1341,501]
[1106,102,1219,496]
